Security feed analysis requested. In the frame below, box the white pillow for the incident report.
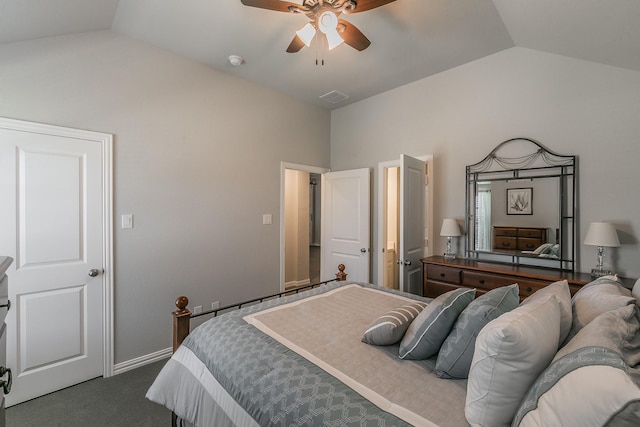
[517,366,640,427]
[465,294,561,427]
[633,277,640,304]
[521,280,571,345]
[514,304,640,427]
[566,276,635,342]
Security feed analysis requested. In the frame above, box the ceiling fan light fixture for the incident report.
[318,11,344,50]
[296,22,316,47]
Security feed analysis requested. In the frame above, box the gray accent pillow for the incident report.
[435,284,519,379]
[361,301,427,346]
[566,276,636,343]
[398,288,475,359]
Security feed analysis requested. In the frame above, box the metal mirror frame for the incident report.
[465,138,577,271]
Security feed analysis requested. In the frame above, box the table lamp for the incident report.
[441,219,461,261]
[584,222,620,278]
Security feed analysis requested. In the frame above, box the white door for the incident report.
[399,155,426,294]
[321,169,370,282]
[0,118,111,405]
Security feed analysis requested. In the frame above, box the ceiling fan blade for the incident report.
[338,19,371,51]
[346,0,396,13]
[240,0,306,13]
[286,34,306,53]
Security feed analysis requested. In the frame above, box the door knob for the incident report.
[404,260,412,266]
[0,366,12,394]
[360,248,367,253]
[88,269,100,277]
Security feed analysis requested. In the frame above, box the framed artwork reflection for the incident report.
[507,187,532,215]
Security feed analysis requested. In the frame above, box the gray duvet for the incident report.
[147,282,470,427]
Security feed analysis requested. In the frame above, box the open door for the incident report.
[321,168,370,282]
[378,155,431,294]
[399,155,426,295]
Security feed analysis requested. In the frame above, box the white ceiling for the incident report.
[1,0,639,109]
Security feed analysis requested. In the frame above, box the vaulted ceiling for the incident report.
[1,0,639,109]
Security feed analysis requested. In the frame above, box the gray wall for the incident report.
[331,47,640,281]
[0,31,331,364]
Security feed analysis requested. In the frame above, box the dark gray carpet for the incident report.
[6,358,171,426]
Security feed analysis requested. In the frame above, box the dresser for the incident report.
[421,255,634,301]
[0,257,12,427]
[492,226,547,251]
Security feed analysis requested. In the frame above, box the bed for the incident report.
[147,265,640,427]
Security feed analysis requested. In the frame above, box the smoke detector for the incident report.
[228,55,244,66]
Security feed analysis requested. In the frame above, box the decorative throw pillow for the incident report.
[361,301,427,346]
[514,304,640,427]
[398,288,475,359]
[521,280,572,345]
[465,294,561,427]
[565,276,635,343]
[435,284,519,379]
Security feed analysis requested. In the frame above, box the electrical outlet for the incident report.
[193,305,202,315]
[211,301,220,310]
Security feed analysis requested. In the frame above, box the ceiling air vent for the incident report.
[319,90,349,104]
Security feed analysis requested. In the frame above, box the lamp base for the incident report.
[443,252,456,261]
[590,268,613,278]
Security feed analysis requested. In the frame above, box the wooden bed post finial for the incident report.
[336,263,347,281]
[173,296,191,353]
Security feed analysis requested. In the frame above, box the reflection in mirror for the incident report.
[465,138,576,271]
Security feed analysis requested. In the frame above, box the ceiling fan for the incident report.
[240,0,397,53]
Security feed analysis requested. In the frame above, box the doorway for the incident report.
[377,155,433,295]
[281,163,329,291]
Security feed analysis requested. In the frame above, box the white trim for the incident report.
[0,117,115,379]
[279,162,330,292]
[113,347,172,375]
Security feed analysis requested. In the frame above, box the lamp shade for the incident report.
[440,219,461,237]
[584,222,620,247]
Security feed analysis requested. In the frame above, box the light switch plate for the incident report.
[121,214,133,229]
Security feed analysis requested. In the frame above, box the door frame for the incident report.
[280,162,329,292]
[0,117,114,378]
[376,154,433,292]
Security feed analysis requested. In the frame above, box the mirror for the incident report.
[465,138,576,271]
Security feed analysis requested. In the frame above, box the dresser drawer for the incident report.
[494,227,517,237]
[426,265,462,285]
[493,236,517,250]
[519,228,544,239]
[424,280,463,299]
[463,271,517,290]
[518,238,542,251]
[462,271,547,299]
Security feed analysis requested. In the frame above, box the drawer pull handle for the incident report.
[440,273,446,278]
[526,287,533,292]
[0,366,12,394]
[479,279,485,285]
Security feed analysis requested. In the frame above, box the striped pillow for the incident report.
[362,301,428,346]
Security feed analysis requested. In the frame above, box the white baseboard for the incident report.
[113,347,172,375]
